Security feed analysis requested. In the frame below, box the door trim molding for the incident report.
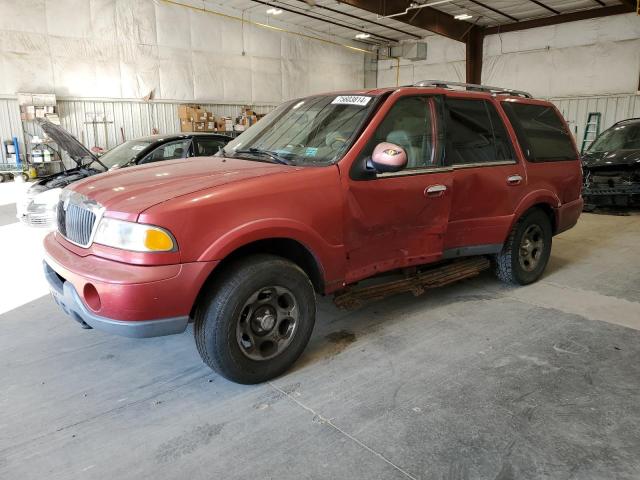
[452,160,517,170]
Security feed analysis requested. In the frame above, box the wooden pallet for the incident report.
[333,256,491,309]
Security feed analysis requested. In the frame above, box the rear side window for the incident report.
[445,98,515,165]
[501,102,576,162]
[196,138,226,156]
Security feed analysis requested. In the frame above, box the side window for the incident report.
[195,138,225,156]
[445,98,514,165]
[486,102,516,161]
[360,96,438,170]
[501,102,577,162]
[140,140,191,164]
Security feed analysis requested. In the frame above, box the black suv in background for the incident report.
[582,118,640,210]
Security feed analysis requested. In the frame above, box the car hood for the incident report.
[71,156,293,215]
[36,119,100,168]
[582,149,640,169]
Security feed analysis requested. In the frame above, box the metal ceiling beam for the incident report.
[336,0,473,42]
[289,0,422,39]
[528,0,560,15]
[484,4,634,35]
[250,0,399,42]
[466,26,484,84]
[467,0,519,22]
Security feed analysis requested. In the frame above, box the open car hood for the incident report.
[36,119,100,168]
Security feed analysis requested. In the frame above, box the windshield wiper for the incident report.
[233,148,294,165]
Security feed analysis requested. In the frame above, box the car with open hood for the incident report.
[582,118,640,210]
[42,81,583,384]
[17,119,230,227]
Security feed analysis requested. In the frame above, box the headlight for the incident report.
[93,218,176,252]
[32,188,62,208]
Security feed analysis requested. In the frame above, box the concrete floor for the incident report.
[0,183,639,478]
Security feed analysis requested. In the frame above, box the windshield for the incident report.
[588,122,640,153]
[220,94,378,166]
[97,140,153,169]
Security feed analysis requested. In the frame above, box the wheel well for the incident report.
[190,238,325,319]
[530,203,557,234]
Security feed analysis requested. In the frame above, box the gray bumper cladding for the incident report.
[43,261,189,338]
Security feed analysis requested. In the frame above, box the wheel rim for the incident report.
[519,224,544,272]
[236,285,299,361]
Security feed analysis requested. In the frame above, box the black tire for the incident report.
[194,254,316,384]
[493,208,552,285]
[0,174,5,183]
[21,172,29,182]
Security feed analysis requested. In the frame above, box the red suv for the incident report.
[43,81,583,383]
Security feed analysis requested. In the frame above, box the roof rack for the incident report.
[412,80,533,99]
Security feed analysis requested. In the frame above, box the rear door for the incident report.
[442,96,526,255]
[343,93,454,283]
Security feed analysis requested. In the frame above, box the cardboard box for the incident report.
[180,119,194,132]
[194,122,206,132]
[178,104,203,121]
[206,112,215,121]
[204,121,216,132]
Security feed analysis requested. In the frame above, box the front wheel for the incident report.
[194,254,316,384]
[493,208,552,285]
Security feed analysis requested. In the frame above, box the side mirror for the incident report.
[369,142,407,173]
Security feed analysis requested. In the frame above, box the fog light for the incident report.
[83,283,101,311]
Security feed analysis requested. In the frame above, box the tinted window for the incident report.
[501,102,576,162]
[588,122,640,153]
[360,96,438,170]
[446,98,513,165]
[196,138,226,156]
[140,140,191,164]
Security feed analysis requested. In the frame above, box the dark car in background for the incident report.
[582,118,640,210]
[17,120,230,227]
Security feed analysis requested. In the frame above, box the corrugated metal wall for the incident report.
[0,97,276,168]
[550,94,640,151]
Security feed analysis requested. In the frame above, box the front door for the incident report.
[343,93,454,283]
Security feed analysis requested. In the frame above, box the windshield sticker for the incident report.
[130,145,146,151]
[331,95,371,107]
[305,147,318,157]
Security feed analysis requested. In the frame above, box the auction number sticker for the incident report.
[332,95,372,106]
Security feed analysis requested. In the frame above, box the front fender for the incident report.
[197,218,345,286]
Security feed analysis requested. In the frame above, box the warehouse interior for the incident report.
[1,0,639,478]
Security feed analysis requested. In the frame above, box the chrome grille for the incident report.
[56,192,103,247]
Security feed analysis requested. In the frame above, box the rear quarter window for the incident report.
[501,102,577,162]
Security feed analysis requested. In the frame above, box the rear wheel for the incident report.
[493,208,552,285]
[194,254,316,384]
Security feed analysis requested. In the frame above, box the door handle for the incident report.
[425,184,447,197]
[506,175,523,186]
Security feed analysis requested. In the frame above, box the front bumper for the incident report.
[582,184,640,208]
[43,232,218,338]
[44,261,189,337]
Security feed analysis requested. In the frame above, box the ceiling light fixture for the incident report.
[355,32,371,39]
[454,13,472,20]
[266,7,283,15]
